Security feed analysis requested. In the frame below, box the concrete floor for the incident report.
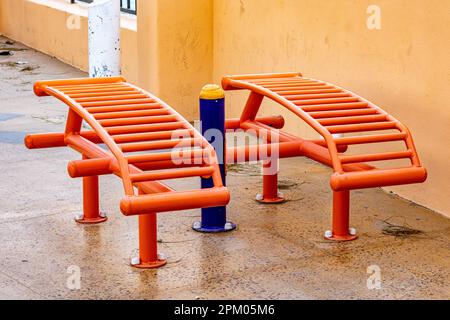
[0,36,449,300]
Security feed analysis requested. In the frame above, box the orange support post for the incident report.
[256,160,286,204]
[75,155,108,224]
[324,191,357,241]
[131,188,167,269]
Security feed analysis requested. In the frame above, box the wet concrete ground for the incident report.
[0,36,449,300]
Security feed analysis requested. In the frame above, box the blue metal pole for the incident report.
[193,85,236,233]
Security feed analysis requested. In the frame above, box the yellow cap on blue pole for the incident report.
[200,84,225,100]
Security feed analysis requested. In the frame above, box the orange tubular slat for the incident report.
[75,94,148,103]
[339,150,413,164]
[106,122,186,135]
[98,115,178,127]
[282,89,343,98]
[309,108,378,119]
[326,121,398,134]
[113,130,193,144]
[274,85,335,94]
[130,166,215,183]
[119,138,201,153]
[86,103,163,114]
[93,109,169,120]
[81,98,156,108]
[302,102,369,112]
[318,114,387,126]
[68,90,139,98]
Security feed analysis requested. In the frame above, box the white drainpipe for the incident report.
[88,0,121,78]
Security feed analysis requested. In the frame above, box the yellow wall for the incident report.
[138,0,214,120]
[0,0,138,82]
[213,0,450,217]
[0,0,449,217]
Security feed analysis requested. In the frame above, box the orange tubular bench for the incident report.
[25,77,230,268]
[223,72,427,241]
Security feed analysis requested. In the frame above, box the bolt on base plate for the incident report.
[324,228,358,242]
[131,254,167,269]
[192,221,237,233]
[75,213,108,225]
[255,192,286,204]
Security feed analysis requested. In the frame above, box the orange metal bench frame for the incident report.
[25,76,230,268]
[223,72,427,241]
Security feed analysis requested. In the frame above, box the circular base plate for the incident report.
[131,259,167,269]
[192,222,237,233]
[255,193,286,204]
[75,216,108,225]
[325,234,358,242]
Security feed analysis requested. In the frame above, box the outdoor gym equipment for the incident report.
[222,72,427,241]
[25,77,230,268]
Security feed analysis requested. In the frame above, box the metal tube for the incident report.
[324,191,357,241]
[256,160,285,204]
[76,155,108,224]
[193,84,236,233]
[131,188,167,269]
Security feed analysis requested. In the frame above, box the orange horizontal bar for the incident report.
[75,94,148,103]
[282,89,343,98]
[289,93,351,102]
[93,109,168,120]
[309,108,378,119]
[318,114,387,126]
[113,129,193,144]
[106,122,186,135]
[274,86,335,94]
[120,138,201,153]
[86,103,162,114]
[252,79,315,86]
[134,160,202,171]
[81,98,155,108]
[68,90,138,98]
[339,150,413,164]
[302,102,369,112]
[62,87,134,95]
[334,133,407,145]
[99,115,178,127]
[126,149,208,164]
[50,77,125,87]
[295,97,360,106]
[120,187,230,216]
[130,166,215,183]
[34,76,126,96]
[331,167,427,191]
[327,121,398,134]
[267,82,327,90]
[59,85,128,92]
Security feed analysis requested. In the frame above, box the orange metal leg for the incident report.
[325,190,358,241]
[256,161,286,204]
[131,189,167,269]
[75,163,108,224]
